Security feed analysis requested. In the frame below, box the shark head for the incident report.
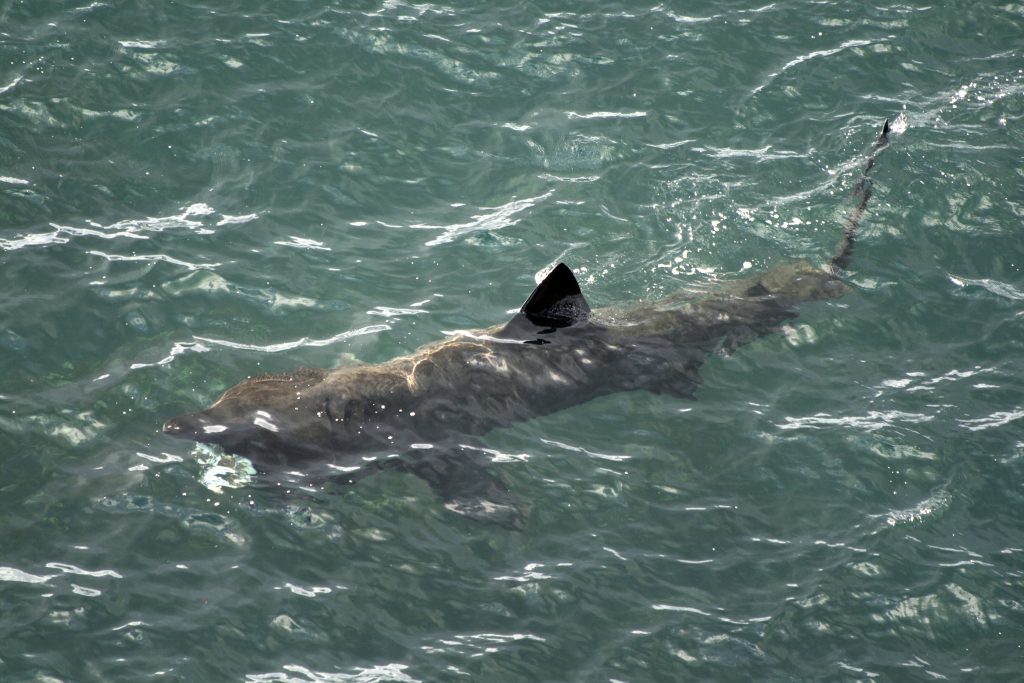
[163,368,337,467]
[164,364,424,469]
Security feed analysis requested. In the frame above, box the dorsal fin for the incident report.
[519,263,591,327]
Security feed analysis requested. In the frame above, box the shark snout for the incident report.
[163,412,208,440]
[164,411,241,446]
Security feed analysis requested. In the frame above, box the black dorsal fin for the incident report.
[519,263,591,327]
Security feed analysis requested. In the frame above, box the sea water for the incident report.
[1,1,1022,680]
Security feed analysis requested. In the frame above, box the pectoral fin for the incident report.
[651,375,701,400]
[398,448,528,530]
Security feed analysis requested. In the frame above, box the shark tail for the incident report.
[828,118,892,275]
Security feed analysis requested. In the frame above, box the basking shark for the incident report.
[165,120,891,527]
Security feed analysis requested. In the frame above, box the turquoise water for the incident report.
[2,0,1023,680]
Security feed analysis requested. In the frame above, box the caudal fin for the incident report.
[829,118,892,274]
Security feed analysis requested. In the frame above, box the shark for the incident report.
[164,120,891,527]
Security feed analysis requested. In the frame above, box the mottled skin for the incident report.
[164,120,890,524]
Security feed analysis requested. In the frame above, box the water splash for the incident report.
[195,443,256,494]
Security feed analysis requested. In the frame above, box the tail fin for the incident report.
[829,119,892,274]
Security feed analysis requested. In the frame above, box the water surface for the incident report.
[2,1,1023,680]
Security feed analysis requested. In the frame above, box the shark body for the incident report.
[165,121,891,526]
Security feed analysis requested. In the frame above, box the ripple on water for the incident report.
[881,583,992,635]
[245,662,419,683]
[875,488,952,527]
[0,203,257,252]
[409,189,555,246]
[778,409,936,432]
[98,492,248,547]
[0,560,123,598]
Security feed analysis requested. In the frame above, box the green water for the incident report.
[2,1,1023,680]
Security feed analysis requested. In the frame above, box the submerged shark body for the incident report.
[165,121,891,526]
